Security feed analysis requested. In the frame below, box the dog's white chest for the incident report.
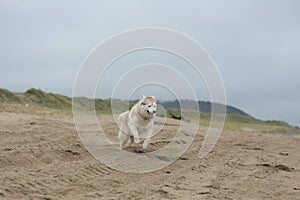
[135,118,151,127]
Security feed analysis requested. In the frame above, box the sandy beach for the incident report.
[0,103,299,199]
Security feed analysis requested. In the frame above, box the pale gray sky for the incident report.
[0,0,300,126]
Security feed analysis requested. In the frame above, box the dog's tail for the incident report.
[117,112,129,139]
[117,111,128,123]
[117,114,122,123]
[117,113,124,139]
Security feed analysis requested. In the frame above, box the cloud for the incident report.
[0,0,299,125]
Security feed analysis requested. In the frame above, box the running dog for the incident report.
[118,96,157,149]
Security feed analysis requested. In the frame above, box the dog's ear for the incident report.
[151,96,155,99]
[143,95,146,98]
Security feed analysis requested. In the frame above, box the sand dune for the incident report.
[0,104,299,199]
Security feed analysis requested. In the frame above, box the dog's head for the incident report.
[140,95,157,117]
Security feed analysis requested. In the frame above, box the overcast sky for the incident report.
[0,0,299,126]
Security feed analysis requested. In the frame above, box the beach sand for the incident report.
[0,103,299,199]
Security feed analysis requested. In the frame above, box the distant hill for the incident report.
[158,100,249,116]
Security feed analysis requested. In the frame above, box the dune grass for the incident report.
[166,109,300,135]
[0,88,21,103]
[24,88,72,109]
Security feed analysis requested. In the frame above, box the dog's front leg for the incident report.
[129,124,140,144]
[142,129,152,149]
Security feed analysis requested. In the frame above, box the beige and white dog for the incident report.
[117,96,157,149]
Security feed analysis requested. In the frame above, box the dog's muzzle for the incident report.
[147,110,156,114]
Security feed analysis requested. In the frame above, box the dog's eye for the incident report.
[148,105,151,107]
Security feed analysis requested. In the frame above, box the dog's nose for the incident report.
[153,110,156,114]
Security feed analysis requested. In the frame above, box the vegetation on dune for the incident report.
[95,99,113,114]
[0,88,299,135]
[207,113,299,135]
[0,88,21,103]
[166,109,300,135]
[25,88,72,109]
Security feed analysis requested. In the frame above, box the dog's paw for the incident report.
[134,137,140,144]
[142,145,148,150]
[142,142,149,149]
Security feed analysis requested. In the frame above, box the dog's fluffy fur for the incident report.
[117,96,157,149]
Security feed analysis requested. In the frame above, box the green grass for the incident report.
[95,99,112,114]
[223,121,300,135]
[202,114,300,135]
[24,88,72,110]
[0,88,21,103]
[166,108,300,135]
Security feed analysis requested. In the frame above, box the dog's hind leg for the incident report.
[118,131,129,149]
